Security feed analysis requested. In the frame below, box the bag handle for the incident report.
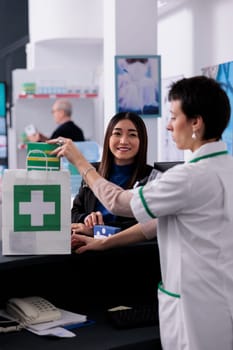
[26,149,49,171]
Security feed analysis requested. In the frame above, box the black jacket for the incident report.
[71,162,153,233]
[51,121,85,141]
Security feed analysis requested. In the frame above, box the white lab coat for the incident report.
[131,141,233,350]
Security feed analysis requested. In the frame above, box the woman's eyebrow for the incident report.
[113,127,138,132]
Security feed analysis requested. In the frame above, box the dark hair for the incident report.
[98,112,148,188]
[168,76,231,140]
[126,58,148,64]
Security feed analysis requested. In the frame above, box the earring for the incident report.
[192,132,196,140]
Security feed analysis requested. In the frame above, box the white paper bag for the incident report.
[2,169,71,255]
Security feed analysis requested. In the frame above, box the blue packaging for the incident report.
[94,225,121,238]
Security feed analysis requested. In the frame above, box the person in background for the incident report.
[71,112,153,237]
[49,75,233,350]
[27,99,85,142]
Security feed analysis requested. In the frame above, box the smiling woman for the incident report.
[70,112,153,236]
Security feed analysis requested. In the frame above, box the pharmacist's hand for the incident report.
[71,233,105,254]
[71,223,93,237]
[48,137,83,164]
[84,211,104,228]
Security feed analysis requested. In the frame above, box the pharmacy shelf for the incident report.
[18,93,98,99]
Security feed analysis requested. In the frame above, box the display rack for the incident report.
[18,93,98,99]
[8,68,104,169]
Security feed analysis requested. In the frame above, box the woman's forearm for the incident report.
[100,223,149,249]
[74,161,134,217]
[101,219,157,249]
[49,138,134,216]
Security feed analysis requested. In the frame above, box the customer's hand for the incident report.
[71,223,93,237]
[71,233,105,254]
[84,211,104,228]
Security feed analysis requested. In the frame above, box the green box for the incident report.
[22,82,36,94]
[27,143,60,171]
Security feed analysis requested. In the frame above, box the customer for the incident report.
[27,99,85,142]
[49,76,233,350]
[71,112,153,236]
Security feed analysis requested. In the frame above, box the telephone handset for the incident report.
[6,296,61,325]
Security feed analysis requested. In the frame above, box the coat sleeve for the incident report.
[71,163,99,223]
[71,181,88,223]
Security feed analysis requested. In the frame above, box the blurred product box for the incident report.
[21,82,36,94]
[24,124,37,137]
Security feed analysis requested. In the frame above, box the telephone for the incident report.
[6,296,61,325]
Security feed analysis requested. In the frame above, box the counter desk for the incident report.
[0,240,162,349]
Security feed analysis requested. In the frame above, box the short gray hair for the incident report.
[55,99,72,117]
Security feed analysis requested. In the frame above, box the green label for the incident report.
[14,185,61,231]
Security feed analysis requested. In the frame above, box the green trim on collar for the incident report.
[139,186,156,219]
[189,150,228,163]
[158,282,181,298]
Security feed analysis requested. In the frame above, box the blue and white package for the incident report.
[94,225,121,238]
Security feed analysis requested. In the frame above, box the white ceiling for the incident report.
[158,0,189,16]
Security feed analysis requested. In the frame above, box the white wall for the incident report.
[158,0,233,78]
[103,0,158,165]
[27,0,159,166]
[157,0,233,161]
[28,0,103,43]
[18,0,105,156]
[158,7,193,78]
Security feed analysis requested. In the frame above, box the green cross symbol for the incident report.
[14,185,61,231]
